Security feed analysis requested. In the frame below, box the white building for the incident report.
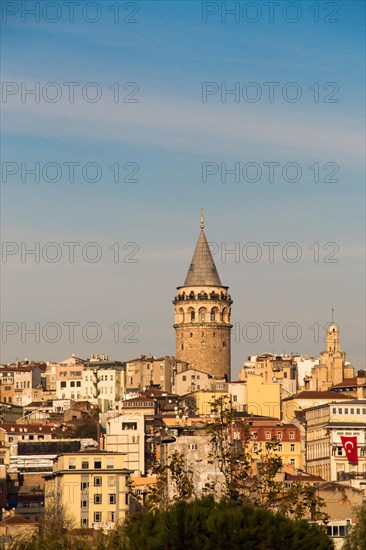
[305,400,366,487]
[105,412,146,476]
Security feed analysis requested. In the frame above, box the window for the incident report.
[122,422,137,430]
[357,408,360,414]
[289,432,294,439]
[290,444,295,452]
[223,342,226,348]
[106,458,114,469]
[81,500,87,508]
[125,494,129,505]
[81,482,89,490]
[277,432,282,440]
[265,432,271,440]
[82,461,89,469]
[337,447,343,456]
[344,408,348,414]
[94,512,101,523]
[94,460,102,469]
[253,443,258,452]
[108,511,115,522]
[290,459,295,466]
[278,444,282,452]
[60,381,66,388]
[76,381,81,387]
[350,408,354,414]
[251,432,257,439]
[109,494,116,504]
[182,376,186,382]
[233,395,237,402]
[82,518,88,527]
[108,476,116,486]
[338,408,342,414]
[94,494,102,504]
[68,459,76,470]
[188,443,198,450]
[94,477,102,486]
[70,381,75,387]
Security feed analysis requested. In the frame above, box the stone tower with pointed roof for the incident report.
[173,212,232,380]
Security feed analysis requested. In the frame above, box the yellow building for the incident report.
[246,374,281,419]
[244,420,302,470]
[44,451,132,531]
[282,390,351,422]
[183,388,230,416]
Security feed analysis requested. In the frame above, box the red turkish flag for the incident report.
[340,436,358,463]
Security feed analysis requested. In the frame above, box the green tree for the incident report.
[206,396,328,522]
[121,497,334,550]
[143,450,195,511]
[9,503,90,550]
[342,504,366,550]
[206,396,252,500]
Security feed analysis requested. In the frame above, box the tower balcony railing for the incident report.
[173,293,232,304]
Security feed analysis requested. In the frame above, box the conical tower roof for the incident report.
[183,212,222,287]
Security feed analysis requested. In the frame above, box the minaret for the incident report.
[173,211,232,380]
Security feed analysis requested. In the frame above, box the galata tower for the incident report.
[173,211,232,380]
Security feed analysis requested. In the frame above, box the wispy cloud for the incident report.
[3,80,364,165]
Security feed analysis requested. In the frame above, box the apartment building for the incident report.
[305,400,366,485]
[56,364,84,400]
[0,366,42,407]
[44,451,132,530]
[125,355,176,395]
[82,356,125,408]
[243,420,302,470]
[239,354,298,396]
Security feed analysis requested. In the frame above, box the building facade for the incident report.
[305,400,366,485]
[44,451,132,530]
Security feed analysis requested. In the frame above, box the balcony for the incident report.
[337,471,366,481]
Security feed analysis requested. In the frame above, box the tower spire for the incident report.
[331,305,334,323]
[200,208,204,230]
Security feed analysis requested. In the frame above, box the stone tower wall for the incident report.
[173,285,232,380]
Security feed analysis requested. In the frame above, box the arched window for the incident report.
[191,311,195,321]
[178,308,185,323]
[199,307,207,322]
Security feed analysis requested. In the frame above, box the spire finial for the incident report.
[331,305,334,323]
[200,208,204,230]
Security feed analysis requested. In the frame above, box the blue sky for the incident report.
[1,0,365,377]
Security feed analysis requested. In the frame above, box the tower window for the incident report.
[223,342,226,348]
[211,312,215,321]
[181,344,184,350]
[191,312,195,321]
[190,333,193,337]
[201,312,205,321]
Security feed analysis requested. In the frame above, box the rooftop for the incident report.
[182,213,223,287]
